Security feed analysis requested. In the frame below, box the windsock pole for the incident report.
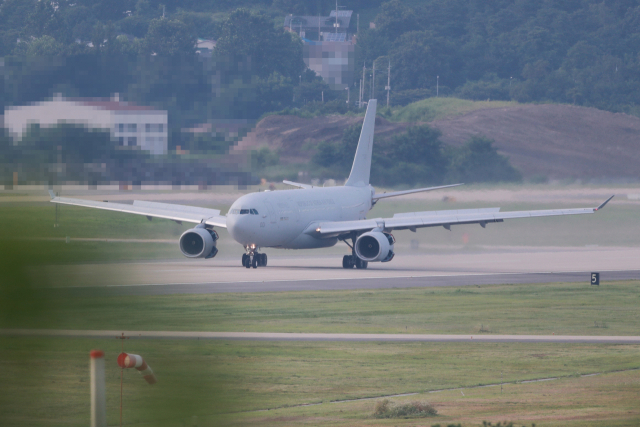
[90,350,107,427]
[117,353,157,384]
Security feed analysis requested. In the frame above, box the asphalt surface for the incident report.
[49,269,640,297]
[3,329,640,344]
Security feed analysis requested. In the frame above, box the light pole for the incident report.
[436,75,439,97]
[510,76,513,87]
[345,86,349,104]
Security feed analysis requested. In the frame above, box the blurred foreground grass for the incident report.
[0,337,638,427]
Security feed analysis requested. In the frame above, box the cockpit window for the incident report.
[229,208,259,215]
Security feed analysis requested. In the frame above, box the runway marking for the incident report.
[99,268,638,288]
[3,329,640,343]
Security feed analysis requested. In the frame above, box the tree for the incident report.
[143,18,195,57]
[375,0,421,41]
[374,125,447,185]
[214,8,304,81]
[446,136,522,184]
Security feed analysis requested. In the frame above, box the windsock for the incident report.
[117,353,157,384]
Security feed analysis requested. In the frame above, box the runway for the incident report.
[47,269,640,297]
[3,329,640,344]
[38,246,640,296]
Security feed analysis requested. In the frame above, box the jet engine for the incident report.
[355,231,395,262]
[179,225,219,259]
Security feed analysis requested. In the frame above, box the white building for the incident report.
[4,95,168,155]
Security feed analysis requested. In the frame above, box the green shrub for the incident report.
[373,399,437,418]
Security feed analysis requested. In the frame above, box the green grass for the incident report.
[1,337,638,426]
[7,281,640,335]
[388,97,520,123]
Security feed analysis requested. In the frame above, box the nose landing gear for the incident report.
[242,248,267,268]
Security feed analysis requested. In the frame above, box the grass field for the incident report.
[1,188,639,426]
[6,281,639,336]
[388,98,520,123]
[1,337,638,427]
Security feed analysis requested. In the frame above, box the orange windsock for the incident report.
[117,353,156,384]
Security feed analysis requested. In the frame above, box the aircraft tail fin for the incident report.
[345,99,377,187]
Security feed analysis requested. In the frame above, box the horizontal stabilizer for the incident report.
[373,183,463,200]
[283,180,314,189]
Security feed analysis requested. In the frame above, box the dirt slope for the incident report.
[432,104,640,180]
[234,115,411,164]
[236,104,640,180]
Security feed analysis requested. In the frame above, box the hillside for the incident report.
[236,102,640,181]
[433,104,640,181]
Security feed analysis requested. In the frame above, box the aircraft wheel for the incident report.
[342,255,353,269]
[355,257,368,269]
[262,254,268,267]
[242,254,249,267]
[252,255,258,268]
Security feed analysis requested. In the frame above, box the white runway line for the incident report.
[2,329,640,343]
[98,268,636,288]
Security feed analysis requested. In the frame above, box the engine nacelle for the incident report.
[179,226,219,259]
[355,231,395,263]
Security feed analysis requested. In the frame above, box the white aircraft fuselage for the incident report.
[227,185,374,249]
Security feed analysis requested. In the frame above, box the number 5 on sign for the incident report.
[591,272,600,286]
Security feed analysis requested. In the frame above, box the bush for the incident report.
[373,399,437,418]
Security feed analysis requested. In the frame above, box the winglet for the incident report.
[48,190,56,200]
[595,195,614,211]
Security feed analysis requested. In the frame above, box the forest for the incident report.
[1,0,639,184]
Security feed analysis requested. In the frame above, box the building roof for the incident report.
[284,11,353,32]
[71,98,158,112]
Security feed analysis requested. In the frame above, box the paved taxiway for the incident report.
[4,329,640,344]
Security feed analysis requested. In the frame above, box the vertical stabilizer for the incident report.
[345,99,377,187]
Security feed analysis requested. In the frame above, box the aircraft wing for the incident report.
[49,191,227,228]
[309,196,614,236]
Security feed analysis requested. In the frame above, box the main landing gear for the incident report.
[342,254,368,269]
[242,249,267,269]
[341,235,368,269]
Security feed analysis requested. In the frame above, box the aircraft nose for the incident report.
[227,214,253,244]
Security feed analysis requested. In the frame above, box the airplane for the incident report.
[49,99,614,269]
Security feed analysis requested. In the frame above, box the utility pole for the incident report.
[436,75,439,97]
[357,13,359,33]
[359,79,362,107]
[335,0,339,34]
[372,61,376,100]
[386,60,391,107]
[362,63,366,105]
